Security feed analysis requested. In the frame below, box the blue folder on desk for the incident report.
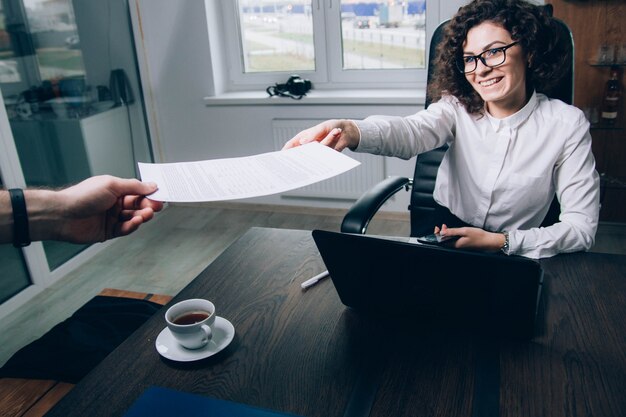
[124,386,304,417]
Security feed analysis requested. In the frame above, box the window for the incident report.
[220,0,439,90]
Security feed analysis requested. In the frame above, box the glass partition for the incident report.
[1,0,150,271]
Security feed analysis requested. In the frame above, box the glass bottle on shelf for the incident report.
[595,44,613,65]
[619,44,626,65]
[600,66,622,125]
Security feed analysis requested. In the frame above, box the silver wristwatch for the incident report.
[501,231,510,255]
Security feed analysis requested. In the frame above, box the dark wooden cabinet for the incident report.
[548,0,626,222]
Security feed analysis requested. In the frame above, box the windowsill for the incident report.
[203,89,426,106]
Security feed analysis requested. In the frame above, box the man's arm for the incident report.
[1,176,164,245]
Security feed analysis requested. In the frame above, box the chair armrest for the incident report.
[341,176,411,234]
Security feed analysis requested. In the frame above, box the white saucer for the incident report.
[155,316,235,362]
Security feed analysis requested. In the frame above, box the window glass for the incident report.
[237,0,314,73]
[340,1,426,70]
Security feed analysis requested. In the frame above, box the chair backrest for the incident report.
[408,13,572,236]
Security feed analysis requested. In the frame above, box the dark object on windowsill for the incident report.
[266,75,312,100]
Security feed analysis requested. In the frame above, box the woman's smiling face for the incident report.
[463,21,529,118]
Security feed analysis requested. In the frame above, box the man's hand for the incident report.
[49,175,164,243]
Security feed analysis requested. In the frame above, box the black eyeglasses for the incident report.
[456,41,520,74]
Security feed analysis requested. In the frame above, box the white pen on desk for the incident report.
[301,270,330,290]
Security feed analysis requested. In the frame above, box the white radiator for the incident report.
[272,119,385,200]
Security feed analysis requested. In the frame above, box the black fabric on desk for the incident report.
[0,295,162,383]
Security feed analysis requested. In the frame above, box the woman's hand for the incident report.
[435,224,506,253]
[282,119,360,152]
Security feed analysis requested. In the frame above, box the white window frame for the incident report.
[219,0,441,91]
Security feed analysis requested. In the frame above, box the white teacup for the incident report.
[165,299,216,349]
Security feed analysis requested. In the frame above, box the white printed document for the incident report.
[138,142,360,202]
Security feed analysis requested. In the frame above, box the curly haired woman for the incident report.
[283,0,600,259]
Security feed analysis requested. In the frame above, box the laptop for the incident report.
[312,230,544,339]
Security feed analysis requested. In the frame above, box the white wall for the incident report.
[129,0,216,165]
[130,0,472,211]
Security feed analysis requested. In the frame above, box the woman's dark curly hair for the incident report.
[428,0,570,115]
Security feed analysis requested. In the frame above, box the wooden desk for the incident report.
[46,228,626,417]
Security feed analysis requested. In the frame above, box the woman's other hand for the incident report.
[435,224,506,253]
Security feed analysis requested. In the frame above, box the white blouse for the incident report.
[354,92,600,259]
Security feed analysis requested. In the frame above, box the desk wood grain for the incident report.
[46,228,363,417]
[499,253,626,417]
[45,228,626,417]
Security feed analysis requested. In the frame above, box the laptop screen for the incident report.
[312,230,543,339]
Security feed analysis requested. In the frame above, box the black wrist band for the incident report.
[9,188,31,247]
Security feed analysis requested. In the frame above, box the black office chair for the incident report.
[341,13,573,236]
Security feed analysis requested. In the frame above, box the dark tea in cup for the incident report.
[165,299,216,349]
[173,311,210,325]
